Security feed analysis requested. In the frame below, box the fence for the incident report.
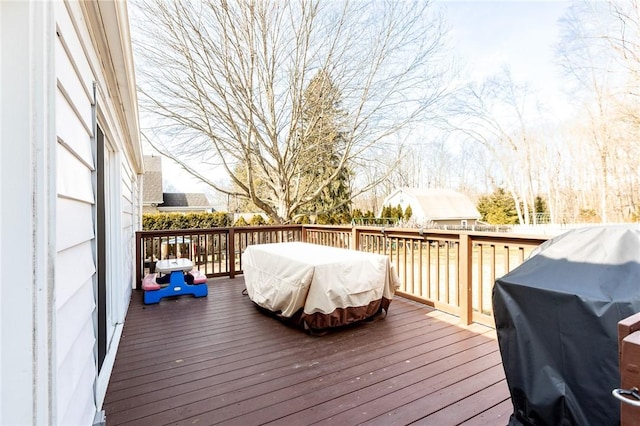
[136,224,549,326]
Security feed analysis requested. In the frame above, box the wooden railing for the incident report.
[135,225,302,281]
[616,313,640,425]
[135,225,549,326]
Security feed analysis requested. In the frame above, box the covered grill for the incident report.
[493,225,640,425]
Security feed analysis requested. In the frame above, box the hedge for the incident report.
[142,212,232,230]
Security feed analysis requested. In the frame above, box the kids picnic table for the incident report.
[143,258,208,304]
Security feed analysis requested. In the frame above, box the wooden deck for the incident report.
[103,277,512,425]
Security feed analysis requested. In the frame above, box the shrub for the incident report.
[249,214,266,225]
[142,211,231,230]
[233,216,248,226]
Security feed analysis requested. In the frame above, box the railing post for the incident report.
[619,313,640,363]
[228,228,236,279]
[618,313,640,425]
[458,233,473,325]
[301,225,308,243]
[135,231,142,290]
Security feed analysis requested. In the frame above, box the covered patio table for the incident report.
[242,242,399,331]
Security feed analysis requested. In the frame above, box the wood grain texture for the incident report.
[104,277,511,425]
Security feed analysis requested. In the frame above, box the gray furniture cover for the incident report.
[493,225,640,425]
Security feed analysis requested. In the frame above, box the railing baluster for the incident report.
[426,240,431,299]
[477,243,484,315]
[459,234,472,325]
[445,241,451,305]
[229,228,235,278]
[504,245,510,272]
[418,240,424,298]
[435,241,441,302]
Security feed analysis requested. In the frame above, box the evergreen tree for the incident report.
[533,196,549,223]
[404,205,413,220]
[381,205,391,219]
[477,188,519,224]
[249,214,266,226]
[394,204,403,221]
[233,216,248,227]
[296,69,352,218]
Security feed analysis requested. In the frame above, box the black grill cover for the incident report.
[493,226,640,426]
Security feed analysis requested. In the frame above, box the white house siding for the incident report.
[380,188,481,226]
[380,191,426,223]
[1,1,142,424]
[1,1,57,424]
[55,1,101,423]
[55,2,104,425]
[120,162,139,316]
[56,1,143,423]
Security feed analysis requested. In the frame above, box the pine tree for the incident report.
[477,188,519,224]
[404,205,413,220]
[296,69,352,217]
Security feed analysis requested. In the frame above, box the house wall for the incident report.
[381,189,480,226]
[1,1,142,424]
[143,205,160,214]
[55,4,99,423]
[57,1,143,422]
[1,2,57,424]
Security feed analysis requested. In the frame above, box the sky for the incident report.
[151,0,576,201]
[438,1,573,113]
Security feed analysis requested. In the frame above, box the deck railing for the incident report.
[135,225,549,326]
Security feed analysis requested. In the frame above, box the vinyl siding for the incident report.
[0,2,57,423]
[119,161,138,320]
[55,1,98,423]
[56,283,96,421]
[0,0,140,423]
[55,241,95,311]
[56,0,143,421]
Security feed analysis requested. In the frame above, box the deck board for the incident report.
[104,277,512,425]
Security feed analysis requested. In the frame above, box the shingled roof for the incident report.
[160,192,211,208]
[142,155,164,205]
[381,187,481,222]
[403,188,480,220]
[143,155,213,212]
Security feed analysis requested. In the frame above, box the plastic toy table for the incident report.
[144,258,208,304]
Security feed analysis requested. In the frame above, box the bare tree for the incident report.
[557,2,612,221]
[606,0,640,219]
[452,68,546,225]
[608,1,640,78]
[555,1,640,222]
[131,0,451,223]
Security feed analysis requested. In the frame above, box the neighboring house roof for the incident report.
[143,155,164,205]
[382,187,481,221]
[143,155,213,211]
[160,192,211,208]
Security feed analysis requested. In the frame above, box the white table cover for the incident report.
[242,242,399,330]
